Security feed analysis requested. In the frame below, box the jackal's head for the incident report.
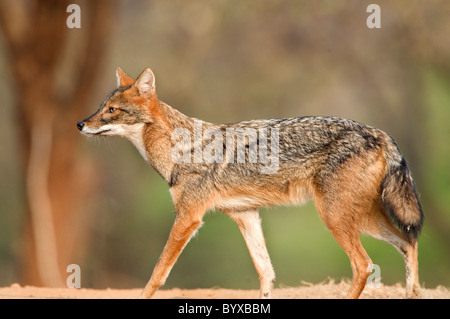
[77,67,157,137]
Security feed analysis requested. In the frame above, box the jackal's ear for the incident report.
[134,68,156,95]
[116,67,134,88]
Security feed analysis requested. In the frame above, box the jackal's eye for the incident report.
[107,107,117,113]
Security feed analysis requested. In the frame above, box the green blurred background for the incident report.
[0,0,449,292]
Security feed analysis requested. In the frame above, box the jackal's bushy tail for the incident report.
[381,137,424,239]
[381,138,424,239]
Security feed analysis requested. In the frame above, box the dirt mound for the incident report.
[1,281,449,299]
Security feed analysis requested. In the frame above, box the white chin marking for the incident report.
[83,123,148,162]
[82,123,133,136]
[80,126,111,135]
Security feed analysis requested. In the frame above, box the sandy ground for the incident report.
[0,281,449,299]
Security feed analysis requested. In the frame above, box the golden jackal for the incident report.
[77,67,424,299]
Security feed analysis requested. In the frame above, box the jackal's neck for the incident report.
[157,101,196,131]
[140,100,196,185]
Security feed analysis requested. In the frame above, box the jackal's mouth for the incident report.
[81,127,111,136]
[92,129,111,135]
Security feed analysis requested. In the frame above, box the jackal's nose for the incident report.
[77,121,85,131]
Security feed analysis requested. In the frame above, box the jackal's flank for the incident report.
[78,67,424,299]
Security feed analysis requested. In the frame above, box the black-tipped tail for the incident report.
[381,156,424,240]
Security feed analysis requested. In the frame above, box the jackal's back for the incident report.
[217,116,386,178]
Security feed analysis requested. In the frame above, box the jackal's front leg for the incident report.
[227,210,275,299]
[138,214,203,299]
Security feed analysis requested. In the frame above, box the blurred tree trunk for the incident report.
[0,0,115,286]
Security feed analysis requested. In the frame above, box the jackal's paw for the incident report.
[260,292,271,299]
[134,291,150,299]
[406,287,421,299]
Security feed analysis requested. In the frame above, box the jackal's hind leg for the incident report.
[362,210,421,299]
[314,196,373,299]
[403,239,420,299]
[226,210,275,299]
[331,228,372,299]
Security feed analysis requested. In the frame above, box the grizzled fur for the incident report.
[169,115,423,239]
[78,67,423,299]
